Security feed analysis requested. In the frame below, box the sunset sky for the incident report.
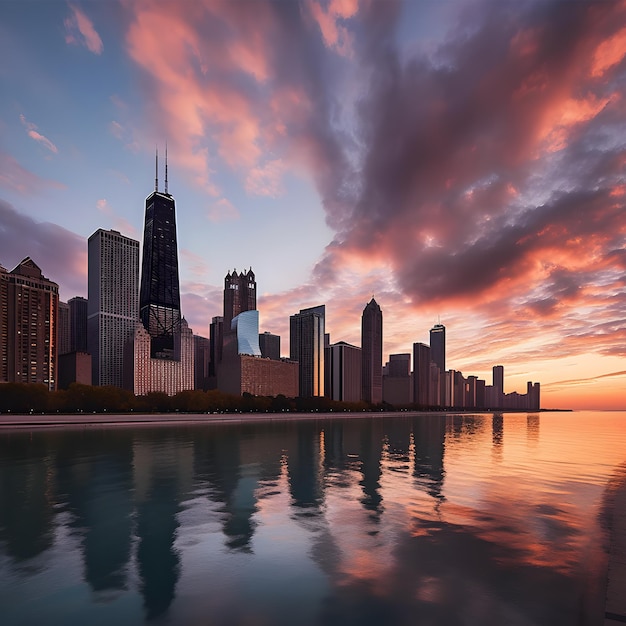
[1,0,625,409]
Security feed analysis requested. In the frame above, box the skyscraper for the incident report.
[127,152,194,395]
[88,229,139,387]
[361,298,383,404]
[430,323,446,406]
[209,315,224,381]
[430,323,445,373]
[58,301,71,356]
[0,258,59,389]
[290,305,325,397]
[493,365,504,406]
[328,341,361,402]
[68,296,88,353]
[223,268,256,330]
[139,149,181,358]
[413,342,431,407]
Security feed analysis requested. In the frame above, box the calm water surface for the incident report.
[1,411,625,625]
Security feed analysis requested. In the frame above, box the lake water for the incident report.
[1,411,625,625]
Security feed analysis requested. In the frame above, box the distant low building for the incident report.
[219,354,298,397]
[58,352,92,389]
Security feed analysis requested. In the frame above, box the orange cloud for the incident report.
[591,25,626,77]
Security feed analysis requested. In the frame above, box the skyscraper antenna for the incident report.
[165,141,169,194]
[155,146,159,192]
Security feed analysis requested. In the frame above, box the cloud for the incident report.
[119,0,626,394]
[306,0,360,57]
[0,199,86,298]
[64,4,103,55]
[543,370,626,389]
[96,198,138,238]
[0,152,64,194]
[208,197,240,222]
[123,0,353,206]
[108,119,140,153]
[19,114,58,153]
[245,158,285,197]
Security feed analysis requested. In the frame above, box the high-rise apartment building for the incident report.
[0,264,8,383]
[0,258,59,389]
[361,298,383,404]
[290,305,325,397]
[139,150,181,358]
[68,296,88,352]
[88,229,139,387]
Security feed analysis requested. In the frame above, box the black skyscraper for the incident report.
[139,149,181,358]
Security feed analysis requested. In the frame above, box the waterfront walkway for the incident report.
[605,469,626,625]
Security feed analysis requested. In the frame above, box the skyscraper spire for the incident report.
[155,146,159,192]
[165,141,169,195]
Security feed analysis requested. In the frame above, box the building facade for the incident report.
[223,269,256,330]
[194,335,210,391]
[88,229,140,387]
[259,331,281,360]
[219,354,298,398]
[361,298,383,404]
[290,305,325,397]
[327,341,361,402]
[58,301,71,356]
[127,318,194,396]
[413,342,431,407]
[0,258,59,389]
[69,296,88,353]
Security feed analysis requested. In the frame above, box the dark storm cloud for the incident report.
[319,0,626,307]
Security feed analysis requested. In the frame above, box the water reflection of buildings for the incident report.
[412,415,446,503]
[55,431,134,593]
[0,436,55,562]
[133,433,192,619]
[193,426,286,551]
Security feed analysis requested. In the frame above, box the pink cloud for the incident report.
[208,197,239,222]
[96,198,139,238]
[306,0,359,57]
[245,159,285,197]
[64,4,103,55]
[19,114,58,154]
[0,152,64,194]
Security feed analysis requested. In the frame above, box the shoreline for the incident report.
[0,408,571,430]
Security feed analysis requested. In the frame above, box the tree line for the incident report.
[0,383,398,415]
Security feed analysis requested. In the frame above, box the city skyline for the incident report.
[1,1,625,409]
